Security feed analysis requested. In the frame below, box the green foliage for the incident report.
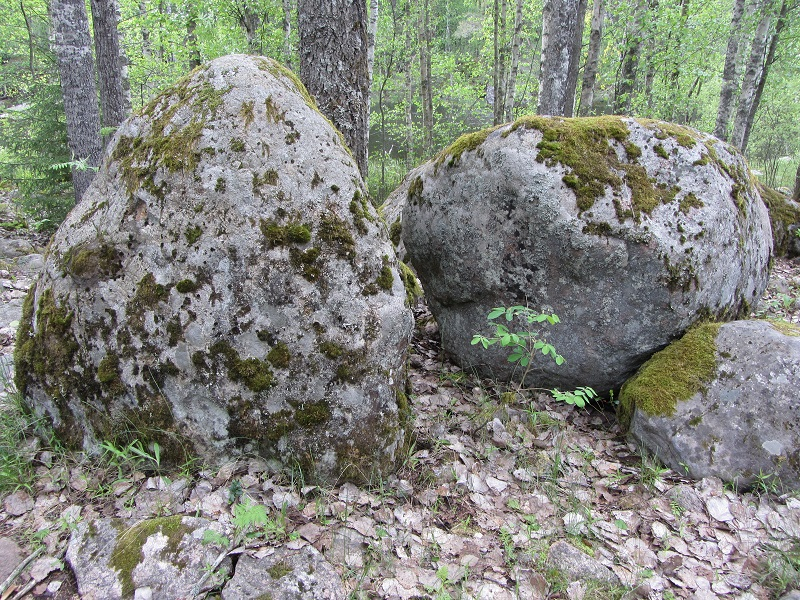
[99,438,162,477]
[757,539,800,597]
[472,305,597,407]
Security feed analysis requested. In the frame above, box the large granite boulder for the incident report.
[620,319,800,491]
[15,55,413,484]
[402,116,772,392]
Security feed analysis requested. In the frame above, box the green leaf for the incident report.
[555,355,565,365]
[488,307,506,320]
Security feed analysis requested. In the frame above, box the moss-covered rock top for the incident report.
[618,322,722,431]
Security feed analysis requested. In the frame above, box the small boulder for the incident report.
[221,545,346,599]
[758,183,800,258]
[402,116,772,392]
[546,540,619,585]
[620,319,800,491]
[66,516,231,599]
[15,55,413,484]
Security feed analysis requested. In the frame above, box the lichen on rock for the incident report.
[16,55,413,485]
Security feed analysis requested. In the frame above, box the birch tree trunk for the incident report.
[367,0,379,83]
[283,0,294,67]
[730,0,772,150]
[614,0,646,114]
[418,0,433,155]
[50,0,103,203]
[298,0,370,177]
[538,0,583,116]
[714,0,747,140]
[504,0,524,122]
[578,0,604,116]
[404,0,414,169]
[91,0,131,139]
[740,0,788,152]
[187,9,202,70]
[563,0,588,117]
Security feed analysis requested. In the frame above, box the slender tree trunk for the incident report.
[283,0,294,67]
[578,0,604,116]
[418,0,433,155]
[492,0,510,124]
[91,0,131,142]
[187,10,202,70]
[563,0,588,117]
[714,0,746,140]
[236,2,263,54]
[730,0,772,150]
[298,0,370,177]
[404,1,414,169]
[20,2,35,75]
[139,2,151,58]
[538,0,583,116]
[504,0,524,122]
[50,0,103,202]
[793,161,800,202]
[367,0,379,82]
[741,0,788,152]
[615,0,646,114]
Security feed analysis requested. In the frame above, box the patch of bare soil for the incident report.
[0,213,798,599]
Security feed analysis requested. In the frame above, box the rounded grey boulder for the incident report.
[15,55,413,484]
[402,116,772,392]
[621,319,800,491]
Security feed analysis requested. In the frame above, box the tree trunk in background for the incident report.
[492,0,509,124]
[404,0,414,169]
[299,0,370,177]
[614,0,646,114]
[793,162,800,202]
[578,0,604,116]
[283,0,294,68]
[91,0,131,138]
[563,0,588,117]
[741,0,788,152]
[20,2,35,75]
[367,0,379,83]
[504,0,524,122]
[418,0,433,155]
[187,10,202,70]
[714,0,746,141]
[538,0,583,116]
[234,1,263,54]
[730,0,771,150]
[50,0,103,203]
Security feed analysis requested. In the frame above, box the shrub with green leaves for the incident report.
[472,305,597,407]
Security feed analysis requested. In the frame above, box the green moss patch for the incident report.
[398,261,422,306]
[61,242,122,280]
[264,95,286,123]
[260,219,312,248]
[240,100,255,128]
[618,322,722,431]
[110,516,190,597]
[319,212,356,261]
[654,144,669,159]
[679,193,704,214]
[389,218,402,246]
[97,354,125,397]
[289,246,321,281]
[349,189,374,234]
[767,319,800,337]
[202,341,275,393]
[127,274,170,328]
[504,115,667,219]
[435,125,503,169]
[185,225,202,245]
[253,170,278,188]
[266,342,291,368]
[230,137,246,152]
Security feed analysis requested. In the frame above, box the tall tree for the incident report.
[578,0,605,116]
[538,0,584,116]
[714,0,747,140]
[730,0,772,149]
[504,0,525,122]
[90,0,131,140]
[298,0,370,177]
[50,0,103,202]
[614,0,647,114]
[564,0,588,116]
[418,0,433,154]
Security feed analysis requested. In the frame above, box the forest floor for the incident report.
[0,200,799,599]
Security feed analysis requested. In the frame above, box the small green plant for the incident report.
[99,439,161,477]
[472,306,596,407]
[757,539,800,597]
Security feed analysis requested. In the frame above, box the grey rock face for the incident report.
[16,54,413,484]
[402,117,771,392]
[546,540,619,584]
[66,516,231,600]
[221,545,346,600]
[626,319,800,491]
[379,165,425,263]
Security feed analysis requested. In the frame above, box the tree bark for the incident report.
[741,0,788,152]
[404,0,414,169]
[91,0,131,140]
[50,0,103,203]
[367,0,379,83]
[504,0,524,122]
[283,0,294,67]
[578,0,604,116]
[714,0,746,140]
[614,0,646,114]
[538,0,583,116]
[563,0,588,117]
[298,0,370,177]
[418,0,433,155]
[730,0,772,150]
[187,9,202,70]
